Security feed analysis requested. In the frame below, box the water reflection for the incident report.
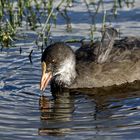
[39,91,74,136]
[38,87,140,138]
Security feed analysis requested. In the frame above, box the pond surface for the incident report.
[0,0,140,140]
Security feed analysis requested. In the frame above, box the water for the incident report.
[0,0,140,140]
[0,42,140,140]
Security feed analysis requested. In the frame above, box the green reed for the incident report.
[17,0,24,26]
[0,0,3,21]
[0,0,136,48]
[56,0,72,32]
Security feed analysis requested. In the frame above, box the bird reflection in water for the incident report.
[38,83,140,136]
[38,90,74,136]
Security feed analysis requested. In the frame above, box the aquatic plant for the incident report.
[0,0,136,48]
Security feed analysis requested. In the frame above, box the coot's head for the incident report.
[40,42,76,91]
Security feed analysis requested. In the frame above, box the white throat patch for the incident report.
[54,56,76,86]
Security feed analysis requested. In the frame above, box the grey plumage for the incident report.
[41,28,140,92]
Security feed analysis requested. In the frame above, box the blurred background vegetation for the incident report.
[0,0,136,49]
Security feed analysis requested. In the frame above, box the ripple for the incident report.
[0,2,140,138]
[0,46,140,140]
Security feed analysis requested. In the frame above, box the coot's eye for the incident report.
[52,59,56,63]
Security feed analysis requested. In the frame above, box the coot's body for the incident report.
[40,28,140,92]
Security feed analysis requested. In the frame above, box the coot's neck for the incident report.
[53,55,77,87]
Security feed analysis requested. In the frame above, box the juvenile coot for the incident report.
[40,28,140,91]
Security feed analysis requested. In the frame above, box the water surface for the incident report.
[0,43,140,140]
[0,0,140,140]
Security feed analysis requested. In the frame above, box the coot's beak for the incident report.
[40,62,52,91]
